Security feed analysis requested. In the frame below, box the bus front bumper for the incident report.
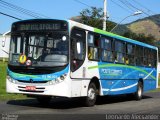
[6,78,71,97]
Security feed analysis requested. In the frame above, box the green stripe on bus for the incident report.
[88,64,156,80]
[94,28,127,40]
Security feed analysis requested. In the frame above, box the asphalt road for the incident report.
[0,92,160,120]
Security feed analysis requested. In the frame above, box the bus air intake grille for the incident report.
[17,80,48,83]
[19,90,44,93]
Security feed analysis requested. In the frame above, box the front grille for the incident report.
[19,90,44,93]
[17,80,48,83]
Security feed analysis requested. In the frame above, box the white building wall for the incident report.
[0,32,10,59]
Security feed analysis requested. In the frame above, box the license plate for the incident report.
[25,86,36,91]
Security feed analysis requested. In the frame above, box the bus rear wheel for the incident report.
[134,81,143,100]
[84,83,97,107]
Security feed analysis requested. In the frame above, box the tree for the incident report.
[80,7,116,31]
[123,31,156,45]
[79,7,156,46]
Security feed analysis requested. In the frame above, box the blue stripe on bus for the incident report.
[96,62,157,95]
[8,65,69,81]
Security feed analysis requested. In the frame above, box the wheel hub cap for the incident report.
[88,88,95,100]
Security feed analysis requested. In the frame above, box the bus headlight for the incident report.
[48,80,54,85]
[48,74,67,85]
[7,76,16,84]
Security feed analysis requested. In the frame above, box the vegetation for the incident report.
[80,7,116,31]
[0,62,26,100]
[79,7,156,46]
[123,32,156,45]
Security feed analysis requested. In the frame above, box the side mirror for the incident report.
[77,42,81,54]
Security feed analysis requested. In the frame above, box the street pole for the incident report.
[110,10,143,33]
[110,15,132,33]
[103,0,107,31]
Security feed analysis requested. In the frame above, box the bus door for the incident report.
[70,27,86,79]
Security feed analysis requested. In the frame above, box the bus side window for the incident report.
[148,49,157,67]
[153,50,157,67]
[114,40,125,64]
[88,47,98,60]
[88,33,100,61]
[126,44,135,65]
[135,46,143,66]
[101,37,113,62]
[71,27,86,72]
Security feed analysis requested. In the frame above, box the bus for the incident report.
[6,19,158,106]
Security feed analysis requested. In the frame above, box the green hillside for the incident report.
[127,14,160,41]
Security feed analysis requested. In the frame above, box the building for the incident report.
[0,31,11,61]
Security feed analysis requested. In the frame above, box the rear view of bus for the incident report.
[6,19,70,103]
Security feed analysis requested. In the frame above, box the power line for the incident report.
[0,4,27,19]
[110,0,132,13]
[0,0,49,18]
[132,0,156,15]
[123,0,151,17]
[122,0,160,23]
[73,0,92,8]
[119,0,136,12]
[0,11,22,20]
[0,0,39,18]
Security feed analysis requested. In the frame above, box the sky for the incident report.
[0,0,160,34]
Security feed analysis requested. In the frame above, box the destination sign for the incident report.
[12,21,68,31]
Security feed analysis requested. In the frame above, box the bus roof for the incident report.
[94,28,158,50]
[69,20,158,51]
[12,19,158,50]
[12,19,68,24]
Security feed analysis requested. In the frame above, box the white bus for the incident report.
[7,19,158,106]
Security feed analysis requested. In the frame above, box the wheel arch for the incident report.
[138,78,144,88]
[90,77,101,95]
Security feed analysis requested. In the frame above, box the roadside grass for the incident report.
[0,61,26,101]
[151,78,160,92]
[150,88,160,92]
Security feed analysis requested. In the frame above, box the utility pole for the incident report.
[103,0,107,31]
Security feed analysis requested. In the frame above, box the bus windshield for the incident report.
[9,32,69,67]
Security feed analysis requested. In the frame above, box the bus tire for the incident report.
[37,96,52,105]
[84,83,97,107]
[134,81,143,100]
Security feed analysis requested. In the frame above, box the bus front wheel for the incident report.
[134,81,143,100]
[84,83,97,107]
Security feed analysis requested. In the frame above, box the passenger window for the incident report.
[148,50,157,67]
[101,37,111,50]
[143,48,149,66]
[71,28,86,72]
[88,47,99,60]
[114,41,125,64]
[101,37,113,62]
[126,44,135,65]
[88,33,100,61]
[135,46,143,66]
